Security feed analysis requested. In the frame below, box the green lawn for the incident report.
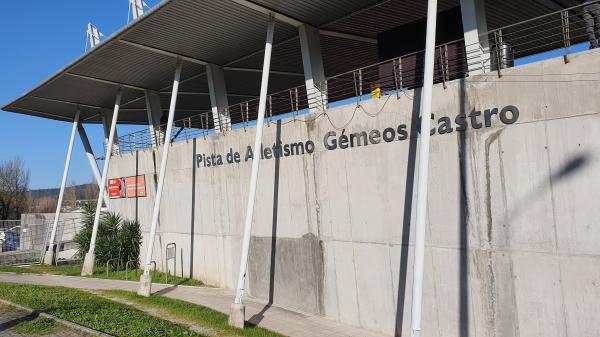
[14,317,55,335]
[0,283,203,337]
[101,290,285,337]
[0,264,203,286]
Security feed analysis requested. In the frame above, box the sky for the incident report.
[0,1,161,189]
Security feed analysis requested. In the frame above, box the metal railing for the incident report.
[113,1,597,155]
[0,217,85,266]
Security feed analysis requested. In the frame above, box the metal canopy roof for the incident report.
[2,0,571,124]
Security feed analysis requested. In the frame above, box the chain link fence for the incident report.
[0,216,85,266]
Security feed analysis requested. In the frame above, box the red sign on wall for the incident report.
[125,175,147,198]
[108,178,126,199]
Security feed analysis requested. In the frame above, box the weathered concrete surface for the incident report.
[108,49,600,336]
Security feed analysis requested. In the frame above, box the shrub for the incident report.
[74,203,142,268]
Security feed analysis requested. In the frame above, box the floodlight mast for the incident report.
[129,0,146,21]
[86,23,102,51]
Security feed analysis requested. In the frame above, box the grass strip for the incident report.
[0,283,203,337]
[101,290,285,337]
[14,317,55,335]
[0,264,203,286]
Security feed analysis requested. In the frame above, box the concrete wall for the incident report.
[108,49,600,336]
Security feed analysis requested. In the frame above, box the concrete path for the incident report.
[0,272,385,337]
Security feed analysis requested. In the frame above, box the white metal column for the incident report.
[81,90,122,276]
[411,1,438,337]
[232,18,275,312]
[43,110,80,265]
[460,0,490,74]
[299,24,327,111]
[138,63,183,296]
[77,124,109,207]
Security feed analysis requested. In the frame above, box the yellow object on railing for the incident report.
[371,86,381,99]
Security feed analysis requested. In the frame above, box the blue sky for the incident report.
[0,1,160,189]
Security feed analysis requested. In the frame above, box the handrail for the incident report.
[114,2,596,155]
[479,0,600,36]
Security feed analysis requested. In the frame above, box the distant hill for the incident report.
[29,183,97,200]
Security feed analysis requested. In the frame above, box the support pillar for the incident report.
[299,24,327,111]
[77,124,110,207]
[101,108,120,154]
[460,0,490,74]
[206,64,231,132]
[145,90,165,146]
[411,1,438,336]
[230,18,275,329]
[44,110,80,265]
[138,62,183,297]
[82,90,122,276]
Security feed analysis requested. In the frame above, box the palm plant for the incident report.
[73,203,142,268]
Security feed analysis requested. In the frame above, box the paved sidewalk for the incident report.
[0,272,385,337]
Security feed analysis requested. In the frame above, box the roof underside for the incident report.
[2,0,580,124]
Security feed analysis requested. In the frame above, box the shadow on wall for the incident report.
[394,86,424,336]
[249,120,283,325]
[393,78,589,336]
[393,79,472,336]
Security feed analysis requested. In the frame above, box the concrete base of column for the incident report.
[81,252,95,276]
[138,274,152,297]
[42,247,55,265]
[228,303,246,328]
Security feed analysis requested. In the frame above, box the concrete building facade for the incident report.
[107,50,600,336]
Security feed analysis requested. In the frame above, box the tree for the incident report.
[30,196,57,213]
[81,177,99,201]
[63,180,78,209]
[0,157,30,220]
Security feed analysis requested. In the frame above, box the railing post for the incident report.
[561,10,571,64]
[494,30,503,78]
[268,95,273,126]
[444,44,450,83]
[358,68,363,103]
[204,112,209,138]
[295,87,299,114]
[438,46,447,89]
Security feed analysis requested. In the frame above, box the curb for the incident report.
[0,298,114,337]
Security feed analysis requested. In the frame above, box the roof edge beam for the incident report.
[30,96,105,110]
[319,29,377,44]
[159,91,258,98]
[9,106,75,122]
[230,0,304,27]
[223,66,304,77]
[119,39,208,65]
[65,72,147,91]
